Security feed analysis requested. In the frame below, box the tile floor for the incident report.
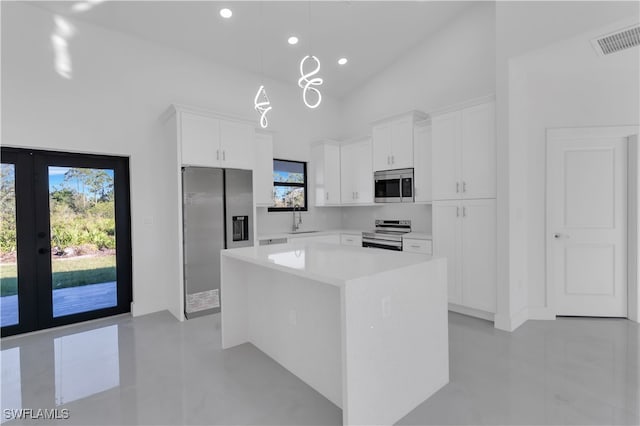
[0,311,638,425]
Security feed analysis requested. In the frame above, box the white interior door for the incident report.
[548,134,628,317]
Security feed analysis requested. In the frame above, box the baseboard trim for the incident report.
[448,303,495,322]
[494,307,528,332]
[528,307,556,320]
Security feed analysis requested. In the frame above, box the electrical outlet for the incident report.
[382,297,391,319]
[289,309,297,326]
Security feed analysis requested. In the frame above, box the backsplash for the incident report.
[341,204,432,233]
[256,206,343,235]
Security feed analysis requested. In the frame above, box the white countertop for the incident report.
[403,232,432,240]
[258,229,364,241]
[222,242,436,287]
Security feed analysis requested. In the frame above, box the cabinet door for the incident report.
[313,144,341,206]
[353,139,373,203]
[372,123,392,171]
[461,199,496,313]
[180,112,220,166]
[432,111,461,200]
[340,143,357,204]
[461,102,496,199]
[413,124,432,202]
[220,120,253,170]
[325,144,341,205]
[254,133,274,206]
[390,117,414,169]
[433,201,462,304]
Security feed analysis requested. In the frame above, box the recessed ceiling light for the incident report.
[219,8,233,19]
[288,36,299,45]
[338,57,348,65]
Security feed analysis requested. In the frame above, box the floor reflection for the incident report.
[54,325,119,406]
[0,347,21,424]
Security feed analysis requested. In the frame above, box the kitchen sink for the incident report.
[288,230,321,234]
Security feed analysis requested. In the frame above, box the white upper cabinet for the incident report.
[460,102,496,199]
[431,101,495,200]
[254,132,274,207]
[340,138,373,204]
[413,122,432,203]
[312,142,341,206]
[180,112,220,167]
[371,111,427,172]
[219,120,254,170]
[390,117,414,169]
[177,109,254,170]
[372,124,392,171]
[432,111,461,200]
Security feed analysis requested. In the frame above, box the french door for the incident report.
[1,148,132,336]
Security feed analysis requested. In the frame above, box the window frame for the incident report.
[268,158,308,212]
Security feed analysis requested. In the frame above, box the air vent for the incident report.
[591,25,640,56]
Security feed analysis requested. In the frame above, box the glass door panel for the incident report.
[0,164,18,327]
[48,166,118,318]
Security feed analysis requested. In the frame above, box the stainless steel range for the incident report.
[362,220,412,251]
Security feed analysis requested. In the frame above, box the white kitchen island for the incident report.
[221,242,449,426]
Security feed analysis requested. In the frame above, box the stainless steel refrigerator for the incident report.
[182,167,253,319]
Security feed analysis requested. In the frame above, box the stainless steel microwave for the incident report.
[374,168,414,203]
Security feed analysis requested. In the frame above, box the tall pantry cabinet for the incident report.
[431,99,497,316]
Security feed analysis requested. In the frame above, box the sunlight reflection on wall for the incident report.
[51,15,75,79]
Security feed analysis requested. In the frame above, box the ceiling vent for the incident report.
[591,24,640,56]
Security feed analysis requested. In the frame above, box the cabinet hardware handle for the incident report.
[223,150,226,161]
[391,155,394,164]
[456,207,460,217]
[326,192,329,201]
[463,181,466,192]
[456,182,459,193]
[387,156,390,165]
[216,150,220,160]
[410,245,420,249]
[463,206,467,217]
[356,192,359,199]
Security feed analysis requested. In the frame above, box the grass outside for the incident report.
[0,255,116,296]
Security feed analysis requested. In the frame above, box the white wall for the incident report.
[494,0,639,330]
[513,27,640,315]
[0,2,343,318]
[339,2,496,139]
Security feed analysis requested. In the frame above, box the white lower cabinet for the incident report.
[340,234,362,247]
[433,198,496,313]
[293,234,341,244]
[402,238,432,255]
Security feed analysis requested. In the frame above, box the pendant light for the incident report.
[254,1,272,128]
[298,1,323,109]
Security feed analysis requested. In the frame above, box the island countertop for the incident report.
[221,242,435,287]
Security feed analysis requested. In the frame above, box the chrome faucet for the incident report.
[292,204,302,232]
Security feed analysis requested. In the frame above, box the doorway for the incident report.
[1,148,132,337]
[546,127,637,318]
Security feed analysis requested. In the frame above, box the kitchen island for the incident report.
[221,242,448,426]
